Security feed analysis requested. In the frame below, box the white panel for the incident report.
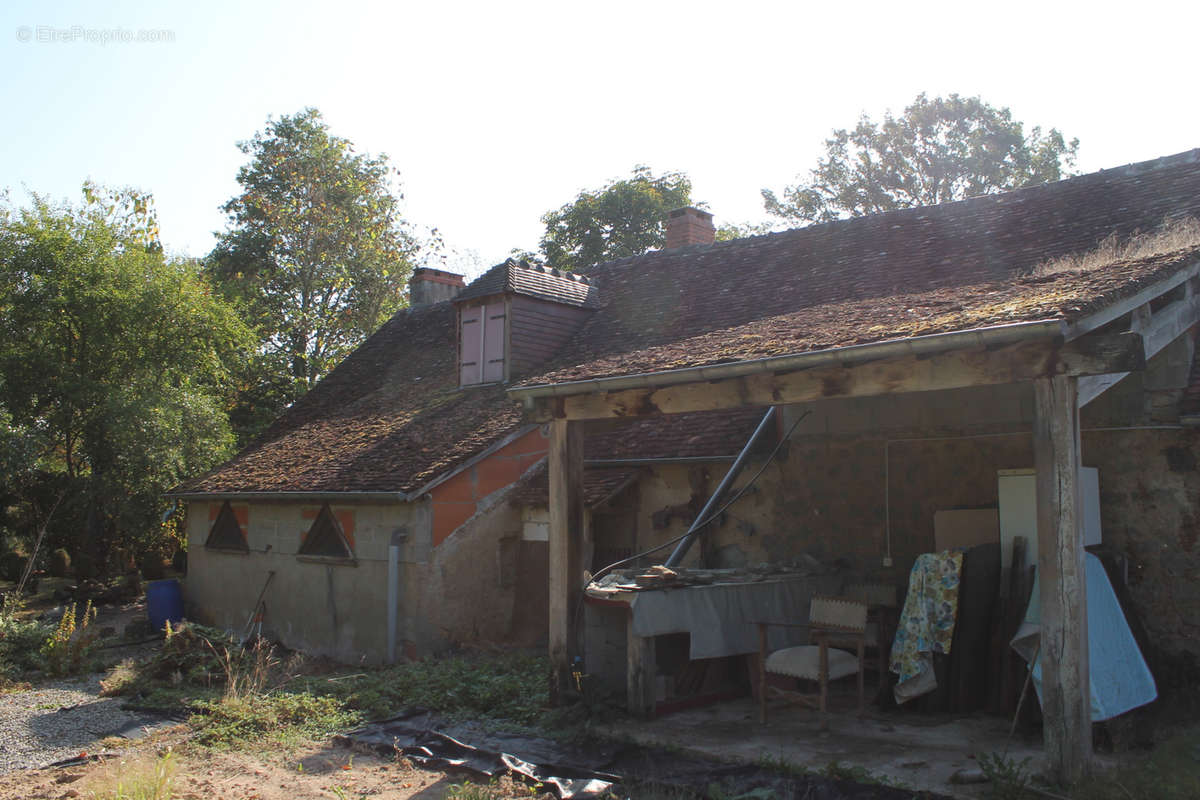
[999,467,1101,572]
[999,469,1037,572]
[522,520,549,542]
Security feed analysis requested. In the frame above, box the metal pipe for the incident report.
[665,406,778,567]
[386,528,407,664]
[508,319,1066,403]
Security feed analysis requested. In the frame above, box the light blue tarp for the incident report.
[1012,553,1156,721]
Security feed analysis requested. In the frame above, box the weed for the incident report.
[444,779,499,800]
[977,752,1033,800]
[821,759,883,784]
[100,659,139,696]
[754,753,809,776]
[318,651,549,725]
[1035,217,1200,276]
[444,775,543,799]
[42,599,99,676]
[706,782,777,800]
[1067,722,1200,799]
[188,691,362,748]
[85,749,176,800]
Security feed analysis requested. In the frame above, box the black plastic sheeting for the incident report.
[343,710,617,798]
[343,710,953,800]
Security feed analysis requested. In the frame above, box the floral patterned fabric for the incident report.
[889,549,964,704]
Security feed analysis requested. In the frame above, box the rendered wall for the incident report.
[422,483,548,650]
[185,501,428,663]
[430,427,548,547]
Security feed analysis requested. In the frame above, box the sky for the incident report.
[3,0,1200,280]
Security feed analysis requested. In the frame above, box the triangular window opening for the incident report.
[205,501,248,552]
[300,504,353,559]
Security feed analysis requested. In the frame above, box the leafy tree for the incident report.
[715,221,774,242]
[763,93,1080,224]
[210,108,419,407]
[539,166,692,272]
[0,187,250,570]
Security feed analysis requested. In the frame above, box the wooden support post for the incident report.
[548,418,584,704]
[1033,376,1091,785]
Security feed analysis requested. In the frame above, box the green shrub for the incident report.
[48,548,71,578]
[0,594,51,678]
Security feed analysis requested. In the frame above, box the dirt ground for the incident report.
[0,727,511,800]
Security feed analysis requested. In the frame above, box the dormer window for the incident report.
[453,259,597,388]
[460,299,507,386]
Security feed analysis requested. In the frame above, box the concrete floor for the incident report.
[602,694,1048,798]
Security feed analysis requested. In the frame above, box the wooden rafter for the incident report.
[1077,275,1200,407]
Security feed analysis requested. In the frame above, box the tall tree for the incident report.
[763,93,1079,224]
[0,187,250,569]
[210,108,419,404]
[539,166,692,272]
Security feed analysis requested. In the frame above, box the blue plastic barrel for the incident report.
[146,578,184,631]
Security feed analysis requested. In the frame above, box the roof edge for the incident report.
[406,423,541,498]
[508,318,1068,402]
[166,491,412,503]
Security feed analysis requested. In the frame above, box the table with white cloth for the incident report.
[587,573,843,714]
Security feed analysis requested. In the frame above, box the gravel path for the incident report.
[0,675,172,775]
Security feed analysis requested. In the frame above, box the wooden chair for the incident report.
[756,595,868,723]
[844,582,900,692]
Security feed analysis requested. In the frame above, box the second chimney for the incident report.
[665,206,715,249]
[409,267,466,307]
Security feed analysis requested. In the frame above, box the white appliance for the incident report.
[998,467,1101,571]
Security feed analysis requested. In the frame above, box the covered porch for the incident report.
[511,264,1200,786]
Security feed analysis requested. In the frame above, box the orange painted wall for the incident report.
[430,428,547,547]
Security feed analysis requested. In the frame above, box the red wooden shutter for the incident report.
[482,301,507,383]
[460,305,483,385]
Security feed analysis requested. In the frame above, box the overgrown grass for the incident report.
[188,691,362,748]
[1035,216,1200,276]
[1067,723,1200,800]
[101,624,553,750]
[313,651,550,726]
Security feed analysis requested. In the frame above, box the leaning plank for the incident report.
[1033,376,1091,785]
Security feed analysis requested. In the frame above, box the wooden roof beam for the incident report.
[1078,276,1200,407]
[528,332,1145,422]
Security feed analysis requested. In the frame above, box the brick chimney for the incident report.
[665,207,715,249]
[409,267,465,307]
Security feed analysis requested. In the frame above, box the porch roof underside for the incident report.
[513,252,1200,421]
